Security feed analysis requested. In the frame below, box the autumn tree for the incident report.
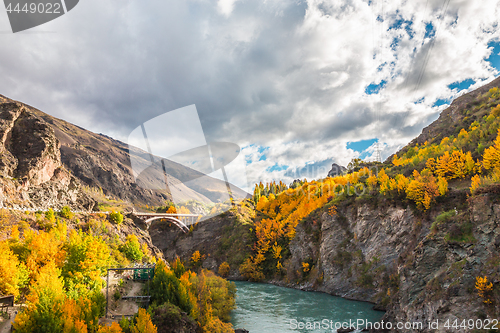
[131,308,157,333]
[120,235,144,262]
[406,169,440,210]
[218,262,230,278]
[483,129,500,175]
[98,322,123,333]
[0,241,26,298]
[13,262,66,333]
[108,210,124,225]
[470,174,482,193]
[63,229,110,297]
[475,276,493,304]
[150,261,193,313]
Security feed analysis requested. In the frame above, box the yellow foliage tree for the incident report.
[256,196,269,211]
[435,150,476,179]
[483,129,500,175]
[377,169,390,194]
[437,177,448,196]
[0,241,22,297]
[191,250,201,263]
[64,230,110,296]
[475,276,493,304]
[470,174,482,193]
[13,261,66,332]
[218,262,230,278]
[21,227,67,279]
[203,316,234,333]
[239,257,264,282]
[131,308,157,333]
[406,169,439,210]
[165,206,176,214]
[98,322,123,333]
[178,206,191,214]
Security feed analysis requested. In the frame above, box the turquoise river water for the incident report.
[230,281,384,333]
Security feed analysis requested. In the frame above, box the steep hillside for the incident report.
[0,94,248,210]
[400,76,500,158]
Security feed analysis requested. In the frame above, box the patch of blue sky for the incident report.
[388,17,414,38]
[391,37,399,51]
[448,78,475,92]
[258,146,269,161]
[267,164,289,172]
[433,98,451,107]
[424,22,435,39]
[365,80,387,95]
[486,40,500,72]
[347,139,377,154]
[377,62,387,72]
[413,97,425,105]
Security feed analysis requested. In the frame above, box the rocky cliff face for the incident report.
[151,190,499,332]
[0,99,95,210]
[285,191,500,332]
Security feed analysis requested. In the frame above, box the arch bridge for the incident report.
[132,212,200,233]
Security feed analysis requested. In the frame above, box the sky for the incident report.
[1,0,500,191]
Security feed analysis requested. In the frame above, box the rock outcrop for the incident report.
[0,99,95,210]
[327,163,346,177]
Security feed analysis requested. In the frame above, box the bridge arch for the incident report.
[145,216,189,233]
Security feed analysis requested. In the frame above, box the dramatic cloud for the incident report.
[0,0,499,188]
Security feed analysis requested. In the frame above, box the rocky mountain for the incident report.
[0,99,95,210]
[0,94,248,210]
[327,162,346,177]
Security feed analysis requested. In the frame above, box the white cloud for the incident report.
[0,0,499,188]
[217,0,239,16]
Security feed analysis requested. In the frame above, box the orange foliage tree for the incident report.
[405,169,440,210]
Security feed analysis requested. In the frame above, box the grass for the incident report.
[444,221,476,243]
[431,209,456,233]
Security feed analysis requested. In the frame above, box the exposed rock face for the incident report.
[152,191,500,332]
[0,99,95,210]
[327,163,346,178]
[280,191,500,333]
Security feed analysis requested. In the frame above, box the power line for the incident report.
[396,0,452,132]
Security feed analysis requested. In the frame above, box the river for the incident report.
[230,281,384,333]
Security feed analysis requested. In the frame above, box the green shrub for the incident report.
[445,222,476,243]
[435,210,456,224]
[45,208,55,223]
[119,235,144,262]
[59,206,74,219]
[432,210,457,233]
[113,289,121,301]
[108,211,123,225]
[150,261,193,313]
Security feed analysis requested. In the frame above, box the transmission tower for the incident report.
[375,140,382,162]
